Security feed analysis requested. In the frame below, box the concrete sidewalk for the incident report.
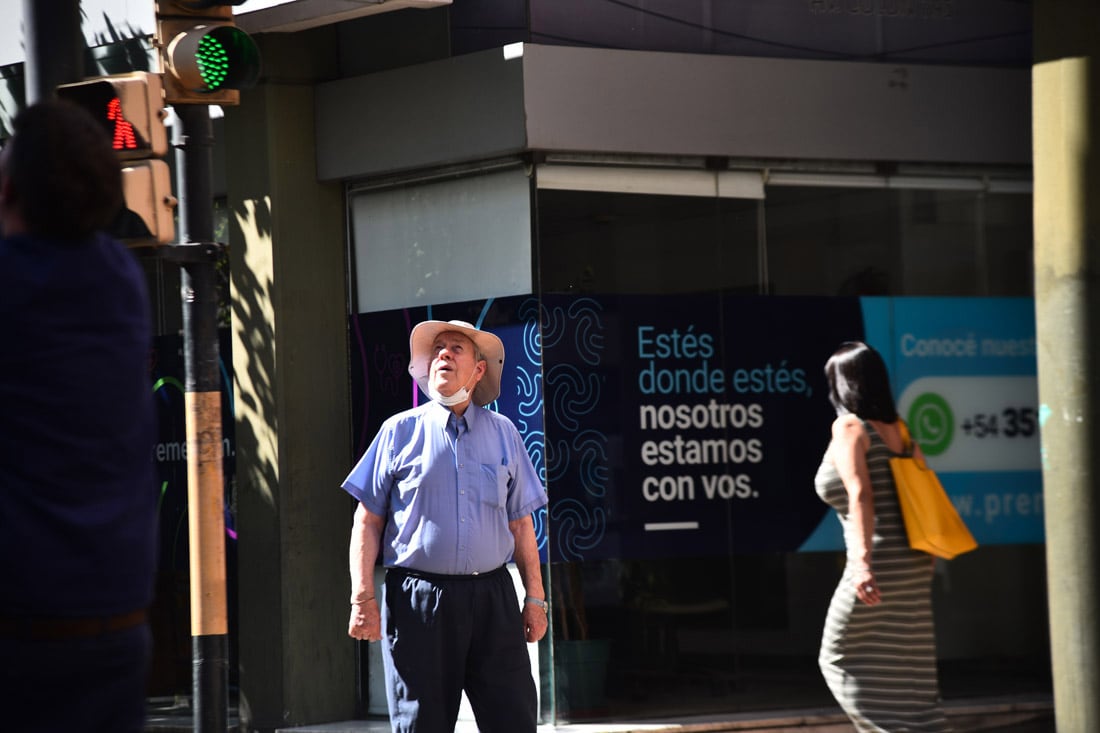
[143,692,1054,732]
[269,695,1054,733]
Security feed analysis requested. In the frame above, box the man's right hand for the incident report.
[348,598,382,642]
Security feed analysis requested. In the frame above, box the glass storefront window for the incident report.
[348,169,1044,725]
[538,182,1033,302]
[537,190,760,296]
[763,187,1033,297]
[533,176,1046,724]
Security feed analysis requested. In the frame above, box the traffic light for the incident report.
[156,0,261,106]
[56,71,177,246]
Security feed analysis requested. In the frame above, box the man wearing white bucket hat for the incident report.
[342,320,548,732]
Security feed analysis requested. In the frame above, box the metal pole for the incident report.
[1033,2,1100,730]
[22,0,83,102]
[173,104,229,733]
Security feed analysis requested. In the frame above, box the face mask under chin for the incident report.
[429,385,470,407]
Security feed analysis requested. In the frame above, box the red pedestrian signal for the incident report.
[57,72,168,160]
[108,97,139,151]
[57,72,176,246]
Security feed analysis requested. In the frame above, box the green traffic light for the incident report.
[164,24,261,98]
[196,35,231,90]
[195,26,259,92]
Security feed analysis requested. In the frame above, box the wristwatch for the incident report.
[524,596,548,612]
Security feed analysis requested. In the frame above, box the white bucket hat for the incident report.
[408,320,505,407]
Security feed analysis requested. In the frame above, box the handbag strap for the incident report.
[896,418,914,456]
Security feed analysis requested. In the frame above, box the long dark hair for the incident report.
[824,341,899,422]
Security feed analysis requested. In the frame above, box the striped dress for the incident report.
[814,421,951,733]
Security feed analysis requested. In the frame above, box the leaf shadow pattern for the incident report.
[227,194,278,518]
[0,11,152,139]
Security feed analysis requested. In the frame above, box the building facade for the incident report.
[225,2,1048,729]
[2,1,1055,730]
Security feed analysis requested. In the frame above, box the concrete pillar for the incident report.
[222,29,354,732]
[1033,2,1100,730]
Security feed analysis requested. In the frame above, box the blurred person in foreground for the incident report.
[343,319,548,733]
[815,341,951,732]
[0,101,158,732]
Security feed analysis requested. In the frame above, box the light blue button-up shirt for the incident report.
[342,400,547,575]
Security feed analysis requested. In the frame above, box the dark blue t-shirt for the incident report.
[0,231,157,618]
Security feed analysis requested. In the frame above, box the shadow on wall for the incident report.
[228,193,277,511]
[227,193,278,724]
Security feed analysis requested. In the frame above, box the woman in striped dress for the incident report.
[814,342,951,733]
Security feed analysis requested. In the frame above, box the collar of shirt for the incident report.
[424,399,487,434]
[446,411,467,438]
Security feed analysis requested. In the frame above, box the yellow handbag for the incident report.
[889,420,978,560]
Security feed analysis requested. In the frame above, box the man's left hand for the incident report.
[522,603,548,643]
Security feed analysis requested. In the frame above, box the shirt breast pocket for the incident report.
[394,463,423,504]
[479,463,510,509]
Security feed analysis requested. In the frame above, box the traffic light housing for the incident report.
[56,72,177,246]
[156,1,261,105]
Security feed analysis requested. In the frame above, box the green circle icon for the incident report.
[906,393,954,456]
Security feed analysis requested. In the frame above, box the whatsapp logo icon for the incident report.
[906,393,954,456]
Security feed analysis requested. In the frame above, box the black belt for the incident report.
[390,565,507,583]
[0,608,147,641]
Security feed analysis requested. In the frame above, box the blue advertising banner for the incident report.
[538,294,857,561]
[350,294,1042,563]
